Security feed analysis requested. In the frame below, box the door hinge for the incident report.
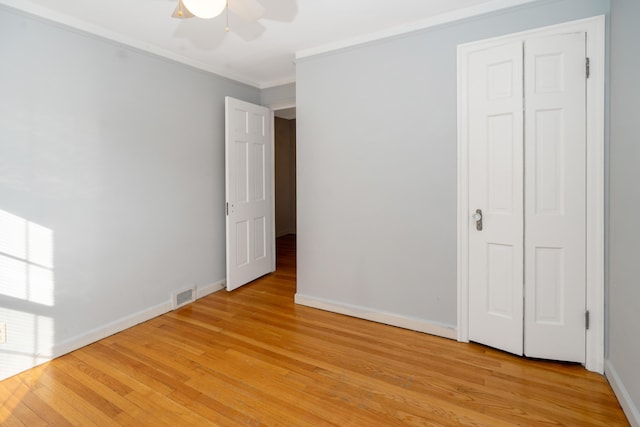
[586,57,590,79]
[585,310,590,330]
[225,202,229,216]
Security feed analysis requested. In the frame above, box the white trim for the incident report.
[583,15,606,375]
[270,109,277,273]
[6,280,227,380]
[271,100,297,238]
[260,78,296,90]
[197,280,226,299]
[295,0,539,61]
[295,293,457,340]
[269,99,297,111]
[1,0,540,88]
[51,301,171,358]
[52,280,226,357]
[605,360,640,427]
[456,16,606,373]
[456,55,470,345]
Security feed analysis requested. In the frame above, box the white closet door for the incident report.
[468,42,525,356]
[523,33,587,362]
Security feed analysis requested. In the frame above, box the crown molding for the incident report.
[296,0,539,61]
[0,1,262,88]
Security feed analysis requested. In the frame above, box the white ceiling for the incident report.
[0,0,536,88]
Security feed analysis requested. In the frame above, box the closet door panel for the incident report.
[524,33,587,363]
[468,42,524,356]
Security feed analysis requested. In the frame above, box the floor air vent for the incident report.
[172,287,196,310]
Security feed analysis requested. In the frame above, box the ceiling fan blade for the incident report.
[172,0,195,19]
[229,0,265,22]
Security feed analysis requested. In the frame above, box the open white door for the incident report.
[225,97,275,291]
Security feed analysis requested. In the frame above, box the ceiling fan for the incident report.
[172,0,265,30]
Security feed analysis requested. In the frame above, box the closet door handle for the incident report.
[472,209,483,231]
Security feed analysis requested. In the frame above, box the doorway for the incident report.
[456,16,605,373]
[274,108,297,238]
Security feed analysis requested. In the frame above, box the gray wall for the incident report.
[608,0,640,420]
[0,6,259,379]
[296,0,609,327]
[261,82,296,107]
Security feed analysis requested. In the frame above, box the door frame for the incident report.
[269,99,297,246]
[456,16,605,373]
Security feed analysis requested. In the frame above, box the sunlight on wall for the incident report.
[0,209,55,381]
[0,308,53,371]
[0,209,54,306]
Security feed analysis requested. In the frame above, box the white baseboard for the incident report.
[53,280,226,358]
[197,280,226,298]
[1,280,227,381]
[605,360,640,427]
[52,300,172,358]
[294,293,457,340]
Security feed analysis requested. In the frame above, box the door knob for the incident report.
[473,209,483,231]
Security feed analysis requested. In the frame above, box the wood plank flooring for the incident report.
[0,235,629,426]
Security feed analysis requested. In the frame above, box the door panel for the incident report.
[468,42,524,356]
[533,247,564,323]
[486,243,515,318]
[235,142,249,203]
[524,33,586,362]
[252,142,266,201]
[225,97,274,291]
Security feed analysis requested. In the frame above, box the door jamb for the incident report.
[456,16,605,373]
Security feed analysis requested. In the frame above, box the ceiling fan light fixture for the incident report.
[181,0,226,19]
[172,0,195,19]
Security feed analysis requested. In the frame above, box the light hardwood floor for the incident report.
[0,235,629,426]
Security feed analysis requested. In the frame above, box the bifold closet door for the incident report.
[468,33,587,362]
